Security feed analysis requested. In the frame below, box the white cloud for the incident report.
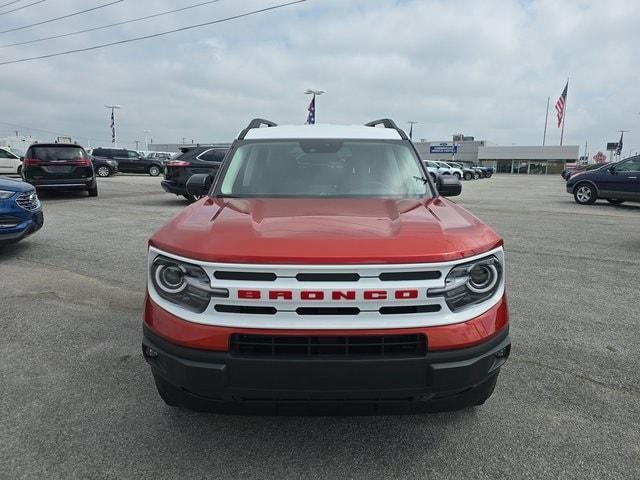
[0,0,639,156]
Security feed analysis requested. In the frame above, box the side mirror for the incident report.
[608,166,616,174]
[186,173,213,197]
[437,175,462,197]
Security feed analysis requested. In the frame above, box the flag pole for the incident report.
[542,96,549,146]
[560,79,568,146]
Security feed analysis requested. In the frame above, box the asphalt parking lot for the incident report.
[1,174,639,479]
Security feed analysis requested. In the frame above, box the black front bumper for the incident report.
[143,326,510,406]
[0,211,43,244]
[161,180,186,195]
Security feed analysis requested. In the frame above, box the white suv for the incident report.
[433,161,463,179]
[0,147,23,176]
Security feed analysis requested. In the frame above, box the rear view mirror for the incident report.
[437,175,462,197]
[186,174,213,197]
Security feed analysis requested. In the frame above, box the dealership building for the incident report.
[414,135,579,174]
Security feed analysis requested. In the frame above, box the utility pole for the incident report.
[135,140,140,150]
[542,96,549,146]
[616,130,630,160]
[105,105,121,148]
[144,130,151,151]
[407,121,418,140]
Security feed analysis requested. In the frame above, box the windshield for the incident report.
[216,140,432,198]
[31,146,86,161]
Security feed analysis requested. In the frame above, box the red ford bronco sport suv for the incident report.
[142,119,510,412]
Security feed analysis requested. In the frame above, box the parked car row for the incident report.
[423,160,493,181]
[90,148,164,177]
[161,145,228,202]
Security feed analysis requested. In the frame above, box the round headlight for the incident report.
[154,263,186,293]
[467,263,498,293]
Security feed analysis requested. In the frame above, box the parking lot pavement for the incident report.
[1,173,639,479]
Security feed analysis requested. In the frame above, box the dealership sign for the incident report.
[430,143,457,154]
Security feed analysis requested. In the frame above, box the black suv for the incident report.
[161,145,228,202]
[22,143,97,196]
[566,156,640,205]
[92,148,163,176]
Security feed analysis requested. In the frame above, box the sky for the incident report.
[0,0,638,156]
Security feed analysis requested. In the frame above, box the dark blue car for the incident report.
[0,176,44,245]
[566,156,640,205]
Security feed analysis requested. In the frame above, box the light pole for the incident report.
[105,105,121,147]
[304,89,325,124]
[144,130,151,151]
[407,121,418,140]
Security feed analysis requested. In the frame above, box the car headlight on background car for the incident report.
[428,255,502,311]
[0,190,16,199]
[150,255,228,313]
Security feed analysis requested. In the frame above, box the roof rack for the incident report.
[364,119,408,140]
[238,118,278,140]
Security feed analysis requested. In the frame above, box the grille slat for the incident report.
[230,333,426,357]
[379,271,441,281]
[15,191,40,212]
[296,273,360,282]
[213,270,441,282]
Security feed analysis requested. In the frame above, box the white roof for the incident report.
[242,124,403,140]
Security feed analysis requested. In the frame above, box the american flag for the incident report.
[616,131,624,156]
[305,95,315,125]
[555,82,568,128]
[110,109,115,143]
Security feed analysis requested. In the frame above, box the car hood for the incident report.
[0,176,33,193]
[150,197,502,264]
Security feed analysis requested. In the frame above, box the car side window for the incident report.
[199,149,226,162]
[0,149,11,158]
[616,158,640,172]
[127,150,140,159]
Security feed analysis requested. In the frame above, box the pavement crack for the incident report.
[12,256,136,291]
[512,358,640,396]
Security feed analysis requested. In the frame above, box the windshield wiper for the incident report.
[412,176,429,184]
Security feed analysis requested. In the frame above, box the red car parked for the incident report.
[142,119,510,412]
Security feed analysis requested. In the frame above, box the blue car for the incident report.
[566,156,640,205]
[0,176,44,245]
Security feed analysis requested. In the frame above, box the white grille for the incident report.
[148,246,505,329]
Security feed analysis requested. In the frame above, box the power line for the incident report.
[0,120,71,137]
[1,0,223,48]
[0,0,306,66]
[0,1,24,9]
[0,0,124,35]
[0,0,47,16]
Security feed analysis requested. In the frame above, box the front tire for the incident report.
[473,172,480,180]
[574,183,596,205]
[96,166,111,177]
[148,165,161,176]
[463,172,473,181]
[17,165,22,177]
[453,172,461,180]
